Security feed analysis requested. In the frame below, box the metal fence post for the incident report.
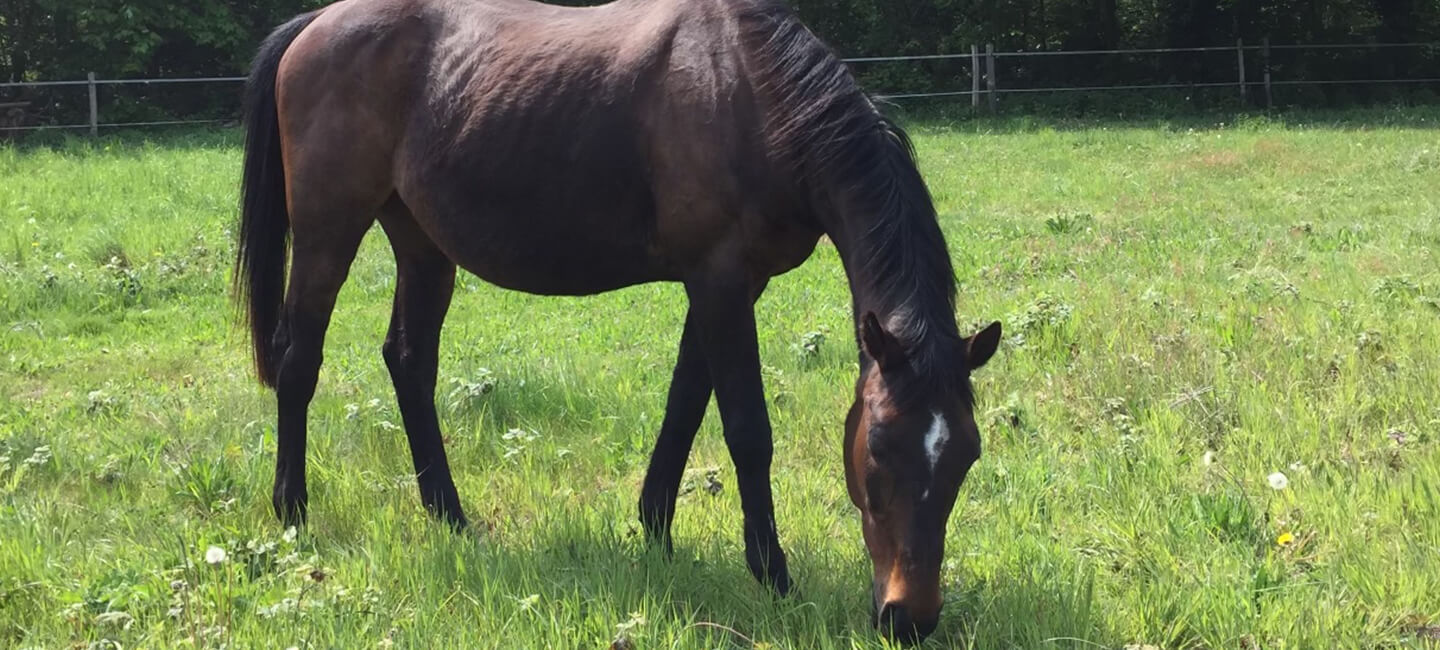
[1263,36,1273,109]
[971,44,980,110]
[1236,39,1246,105]
[985,44,997,112]
[87,72,98,136]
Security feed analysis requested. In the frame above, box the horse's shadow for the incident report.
[413,518,1113,649]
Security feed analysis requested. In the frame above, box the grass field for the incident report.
[2,110,1439,649]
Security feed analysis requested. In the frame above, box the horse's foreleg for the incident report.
[379,204,466,529]
[686,272,791,596]
[639,280,770,552]
[638,308,712,552]
[271,228,367,526]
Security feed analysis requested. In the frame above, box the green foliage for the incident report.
[2,0,1438,122]
[1,112,1439,647]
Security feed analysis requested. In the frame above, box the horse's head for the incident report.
[844,312,1002,643]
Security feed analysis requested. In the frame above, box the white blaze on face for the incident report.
[921,410,949,500]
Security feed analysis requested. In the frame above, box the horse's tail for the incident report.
[234,10,320,388]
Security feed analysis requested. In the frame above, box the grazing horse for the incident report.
[234,0,1001,642]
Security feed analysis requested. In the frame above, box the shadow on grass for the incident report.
[1,125,241,152]
[410,516,1112,649]
[887,102,1440,133]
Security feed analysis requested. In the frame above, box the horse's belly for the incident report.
[426,212,670,296]
[401,129,671,294]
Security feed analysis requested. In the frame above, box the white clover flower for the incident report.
[204,545,228,565]
[1267,471,1289,490]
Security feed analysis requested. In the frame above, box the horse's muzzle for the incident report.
[876,600,939,644]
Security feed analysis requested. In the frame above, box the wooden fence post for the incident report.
[1263,36,1273,109]
[971,44,980,110]
[87,72,98,136]
[985,43,997,113]
[1236,39,1246,105]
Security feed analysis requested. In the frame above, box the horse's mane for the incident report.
[739,2,969,400]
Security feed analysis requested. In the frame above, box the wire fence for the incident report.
[850,39,1439,109]
[2,41,1437,134]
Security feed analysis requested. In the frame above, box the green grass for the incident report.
[2,110,1439,649]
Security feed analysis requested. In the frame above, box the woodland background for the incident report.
[2,0,1438,119]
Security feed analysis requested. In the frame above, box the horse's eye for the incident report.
[865,423,897,462]
[864,466,894,512]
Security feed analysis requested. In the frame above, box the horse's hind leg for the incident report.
[377,198,466,528]
[271,203,372,525]
[638,309,712,551]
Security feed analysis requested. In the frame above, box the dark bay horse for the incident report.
[234,0,1001,641]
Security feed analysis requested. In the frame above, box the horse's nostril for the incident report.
[915,615,938,639]
[877,602,937,644]
[877,602,893,622]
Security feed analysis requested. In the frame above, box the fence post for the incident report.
[87,72,98,136]
[1263,36,1273,109]
[1236,39,1246,105]
[985,43,997,113]
[971,44,980,110]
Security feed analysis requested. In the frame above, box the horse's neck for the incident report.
[813,171,960,364]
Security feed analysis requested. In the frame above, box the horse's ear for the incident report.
[964,321,1003,369]
[861,311,904,370]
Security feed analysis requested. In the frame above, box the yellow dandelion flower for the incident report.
[1276,532,1295,547]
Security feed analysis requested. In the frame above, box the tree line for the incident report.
[3,0,1437,116]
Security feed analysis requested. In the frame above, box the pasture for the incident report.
[2,111,1439,648]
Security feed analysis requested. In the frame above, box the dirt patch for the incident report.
[1253,138,1292,157]
[1167,149,1247,174]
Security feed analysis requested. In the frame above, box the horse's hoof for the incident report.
[274,500,307,527]
[272,487,308,527]
[746,545,792,597]
[648,532,676,557]
[637,517,676,556]
[769,568,793,598]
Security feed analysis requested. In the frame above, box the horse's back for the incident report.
[277,0,816,295]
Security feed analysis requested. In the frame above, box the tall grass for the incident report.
[2,112,1438,648]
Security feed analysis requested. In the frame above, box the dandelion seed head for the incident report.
[1267,471,1289,490]
[204,546,227,565]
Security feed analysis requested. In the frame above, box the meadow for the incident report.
[2,109,1438,649]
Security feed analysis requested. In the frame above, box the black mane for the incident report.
[740,3,967,396]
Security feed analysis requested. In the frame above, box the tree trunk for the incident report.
[1097,0,1120,48]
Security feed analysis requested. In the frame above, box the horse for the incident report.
[234,0,1001,642]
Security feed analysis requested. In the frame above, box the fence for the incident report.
[2,41,1437,133]
[0,75,245,133]
[852,40,1440,108]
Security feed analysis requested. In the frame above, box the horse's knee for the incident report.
[382,335,407,376]
[384,335,430,384]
